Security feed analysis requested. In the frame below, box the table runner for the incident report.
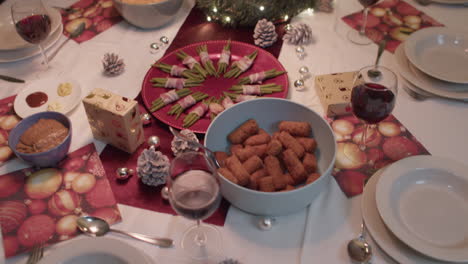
[99,5,286,226]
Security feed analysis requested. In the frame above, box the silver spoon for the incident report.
[367,40,386,79]
[76,216,174,248]
[168,126,221,168]
[347,221,373,263]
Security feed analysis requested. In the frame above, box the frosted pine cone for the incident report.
[171,129,199,156]
[316,0,334,13]
[253,19,278,48]
[137,148,169,187]
[283,23,312,45]
[102,53,125,76]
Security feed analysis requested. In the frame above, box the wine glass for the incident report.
[167,151,222,260]
[11,0,51,67]
[351,65,397,150]
[347,0,380,45]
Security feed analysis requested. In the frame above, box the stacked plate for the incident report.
[395,27,468,101]
[0,5,63,63]
[362,155,468,263]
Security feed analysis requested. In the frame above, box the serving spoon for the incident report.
[76,216,174,248]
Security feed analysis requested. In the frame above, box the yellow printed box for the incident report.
[314,71,359,117]
[83,88,144,153]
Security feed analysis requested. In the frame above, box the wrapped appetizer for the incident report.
[168,91,208,119]
[230,83,283,95]
[196,45,217,77]
[150,77,203,89]
[238,69,286,85]
[150,88,191,112]
[217,40,231,75]
[224,50,258,78]
[176,51,208,78]
[152,62,203,80]
[224,92,258,103]
[183,98,212,128]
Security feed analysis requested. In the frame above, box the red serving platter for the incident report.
[141,40,289,134]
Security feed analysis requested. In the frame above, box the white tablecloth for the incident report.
[1,0,468,263]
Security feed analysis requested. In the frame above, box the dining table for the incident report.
[1,0,468,263]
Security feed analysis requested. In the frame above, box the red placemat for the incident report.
[100,6,286,226]
[0,95,21,165]
[60,0,122,43]
[0,143,121,258]
[341,0,443,53]
[329,114,430,197]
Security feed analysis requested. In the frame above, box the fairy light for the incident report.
[207,16,212,21]
[225,16,231,22]
[259,5,265,11]
[306,8,314,14]
[212,7,218,13]
[284,15,289,21]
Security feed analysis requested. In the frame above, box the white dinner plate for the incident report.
[362,165,461,264]
[430,0,468,4]
[404,27,468,84]
[0,6,62,51]
[0,23,63,63]
[375,155,468,263]
[394,44,468,100]
[14,76,82,118]
[37,237,152,264]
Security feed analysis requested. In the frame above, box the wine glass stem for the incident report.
[38,43,49,68]
[359,124,369,151]
[359,8,369,36]
[194,220,207,246]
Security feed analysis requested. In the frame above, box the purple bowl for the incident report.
[8,111,72,167]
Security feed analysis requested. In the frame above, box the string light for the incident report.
[225,16,231,22]
[212,7,218,13]
[306,8,314,15]
[207,16,212,21]
[259,5,265,11]
[284,15,289,21]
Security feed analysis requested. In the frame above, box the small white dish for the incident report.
[14,76,82,118]
[37,237,152,264]
[394,44,468,100]
[405,27,468,84]
[362,166,452,264]
[375,155,468,263]
[0,23,63,63]
[0,6,62,51]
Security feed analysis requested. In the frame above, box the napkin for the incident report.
[341,0,443,53]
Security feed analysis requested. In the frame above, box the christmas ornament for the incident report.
[253,19,278,48]
[0,201,28,234]
[161,186,169,200]
[258,217,276,231]
[17,214,55,247]
[137,148,169,187]
[367,148,384,166]
[102,52,125,76]
[148,135,160,149]
[283,23,313,45]
[295,45,306,59]
[294,79,305,91]
[64,171,81,189]
[378,121,401,137]
[335,142,367,170]
[48,190,81,216]
[60,156,86,172]
[71,173,96,194]
[56,215,79,240]
[299,66,311,79]
[316,0,334,13]
[352,127,382,148]
[25,199,47,215]
[171,129,199,156]
[160,36,170,45]
[115,167,134,180]
[85,152,106,178]
[382,136,419,161]
[332,119,355,136]
[25,168,63,199]
[91,207,121,225]
[0,174,24,198]
[141,113,152,126]
[334,170,367,197]
[0,146,13,162]
[0,115,20,130]
[3,235,19,258]
[219,258,242,264]
[85,180,117,208]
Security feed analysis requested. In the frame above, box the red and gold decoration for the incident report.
[0,96,21,165]
[0,144,121,258]
[341,0,443,53]
[60,0,122,43]
[330,114,430,197]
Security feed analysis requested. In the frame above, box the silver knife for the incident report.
[0,74,25,83]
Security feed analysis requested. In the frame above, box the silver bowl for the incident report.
[205,98,337,216]
[112,0,183,29]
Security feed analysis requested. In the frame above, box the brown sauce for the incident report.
[26,92,48,108]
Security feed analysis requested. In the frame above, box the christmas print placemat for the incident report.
[0,143,121,258]
[60,0,123,43]
[329,114,430,197]
[341,0,443,53]
[0,95,21,166]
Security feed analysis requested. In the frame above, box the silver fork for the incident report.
[26,243,44,264]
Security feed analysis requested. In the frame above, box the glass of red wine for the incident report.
[11,0,52,67]
[348,0,380,45]
[351,65,397,150]
[167,151,222,260]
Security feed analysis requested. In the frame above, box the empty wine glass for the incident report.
[347,0,380,45]
[11,0,51,67]
[351,65,397,150]
[167,151,222,260]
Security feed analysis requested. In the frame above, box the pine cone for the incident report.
[316,0,334,13]
[171,129,200,156]
[253,19,278,48]
[283,23,312,45]
[136,148,169,187]
[102,53,125,76]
